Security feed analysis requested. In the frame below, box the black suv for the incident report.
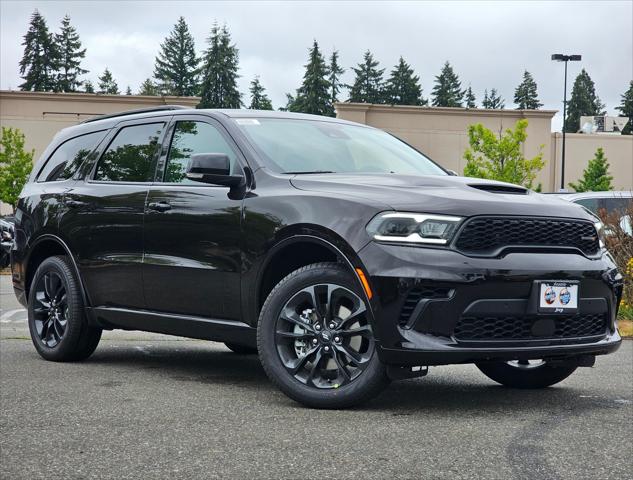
[10,106,622,408]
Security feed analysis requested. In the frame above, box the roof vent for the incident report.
[469,184,528,195]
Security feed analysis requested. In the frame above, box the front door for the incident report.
[142,116,244,319]
[60,120,168,309]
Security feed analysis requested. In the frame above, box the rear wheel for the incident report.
[476,359,577,389]
[257,262,389,409]
[224,342,257,355]
[28,255,101,362]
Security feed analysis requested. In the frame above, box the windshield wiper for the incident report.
[283,170,336,174]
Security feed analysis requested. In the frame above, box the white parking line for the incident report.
[0,308,27,323]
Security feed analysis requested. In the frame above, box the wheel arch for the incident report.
[25,234,91,308]
[251,227,373,326]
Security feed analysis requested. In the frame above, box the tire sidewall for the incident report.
[28,256,84,361]
[257,263,388,408]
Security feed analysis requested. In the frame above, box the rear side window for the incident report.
[94,123,164,182]
[604,197,632,215]
[37,131,105,182]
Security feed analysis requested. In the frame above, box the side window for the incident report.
[574,198,600,214]
[605,198,631,215]
[37,131,105,182]
[164,121,238,184]
[94,123,164,182]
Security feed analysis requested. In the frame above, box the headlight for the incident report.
[366,212,463,245]
[594,220,606,248]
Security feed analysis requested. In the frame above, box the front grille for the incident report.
[454,314,606,341]
[454,217,600,256]
[399,286,452,326]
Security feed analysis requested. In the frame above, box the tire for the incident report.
[27,255,102,362]
[476,360,578,389]
[224,342,258,355]
[257,262,389,409]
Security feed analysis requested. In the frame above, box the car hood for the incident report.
[290,173,594,220]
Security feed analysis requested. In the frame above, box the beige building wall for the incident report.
[551,132,633,191]
[0,90,200,214]
[336,102,632,193]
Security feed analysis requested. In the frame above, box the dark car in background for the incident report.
[1,215,15,269]
[9,107,622,408]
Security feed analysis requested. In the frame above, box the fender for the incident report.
[26,234,93,312]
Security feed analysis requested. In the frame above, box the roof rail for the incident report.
[80,105,190,124]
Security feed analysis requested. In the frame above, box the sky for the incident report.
[1,0,631,131]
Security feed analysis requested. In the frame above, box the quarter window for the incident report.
[164,121,237,184]
[37,131,105,182]
[94,123,164,182]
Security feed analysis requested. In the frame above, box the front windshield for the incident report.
[234,118,446,176]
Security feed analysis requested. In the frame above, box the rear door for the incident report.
[60,118,169,309]
[142,115,244,319]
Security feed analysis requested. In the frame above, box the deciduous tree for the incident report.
[0,128,34,213]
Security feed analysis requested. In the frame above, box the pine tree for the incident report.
[199,23,242,108]
[464,85,476,108]
[568,148,613,192]
[328,49,345,106]
[288,40,332,116]
[125,86,132,95]
[153,16,200,96]
[83,80,94,93]
[514,70,542,109]
[19,10,59,91]
[138,78,159,96]
[564,69,605,133]
[98,68,119,94]
[616,80,633,135]
[54,15,87,92]
[431,61,463,107]
[348,50,385,104]
[482,88,505,109]
[249,76,273,110]
[384,57,426,106]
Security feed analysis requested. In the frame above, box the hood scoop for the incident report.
[468,184,528,195]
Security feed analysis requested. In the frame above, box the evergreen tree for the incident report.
[568,148,613,192]
[348,50,385,104]
[288,40,332,116]
[98,68,119,94]
[139,78,159,96]
[431,61,463,107]
[482,88,505,109]
[328,49,345,106]
[464,85,476,108]
[513,70,542,109]
[248,76,273,110]
[83,80,94,93]
[199,23,242,108]
[54,15,87,92]
[616,80,633,135]
[384,57,426,106]
[125,86,132,95]
[153,16,200,96]
[19,10,59,91]
[564,69,605,133]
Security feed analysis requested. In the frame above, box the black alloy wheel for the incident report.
[32,270,68,347]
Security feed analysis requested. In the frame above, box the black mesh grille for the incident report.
[453,314,606,341]
[399,286,452,326]
[454,217,599,256]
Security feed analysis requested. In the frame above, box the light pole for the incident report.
[551,54,582,191]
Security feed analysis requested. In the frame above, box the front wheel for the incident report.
[476,359,577,389]
[257,262,389,409]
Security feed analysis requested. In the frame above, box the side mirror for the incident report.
[447,169,459,176]
[186,153,245,187]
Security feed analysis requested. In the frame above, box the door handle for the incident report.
[147,201,172,212]
[65,199,87,208]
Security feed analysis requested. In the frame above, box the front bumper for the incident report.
[358,242,623,366]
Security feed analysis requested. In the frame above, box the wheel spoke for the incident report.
[279,310,315,333]
[331,349,352,383]
[339,303,367,327]
[35,291,50,308]
[286,346,318,375]
[53,318,64,341]
[334,344,367,368]
[44,273,56,300]
[275,330,313,340]
[306,349,324,386]
[339,325,372,338]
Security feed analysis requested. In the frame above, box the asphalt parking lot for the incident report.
[1,274,632,480]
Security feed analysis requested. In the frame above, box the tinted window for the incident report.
[604,197,632,215]
[37,131,105,182]
[94,123,164,182]
[574,198,600,214]
[164,121,237,183]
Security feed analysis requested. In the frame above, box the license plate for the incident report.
[538,281,578,314]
